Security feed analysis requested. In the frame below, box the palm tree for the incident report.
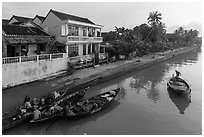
[147,11,164,56]
[147,11,162,27]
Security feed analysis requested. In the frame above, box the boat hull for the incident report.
[167,77,191,94]
[65,88,120,118]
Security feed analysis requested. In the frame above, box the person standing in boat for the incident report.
[175,70,181,78]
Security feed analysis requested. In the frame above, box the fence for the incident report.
[2,53,65,64]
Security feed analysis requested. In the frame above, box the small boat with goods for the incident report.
[2,87,88,131]
[29,87,88,123]
[2,89,67,132]
[167,70,191,94]
[64,88,120,118]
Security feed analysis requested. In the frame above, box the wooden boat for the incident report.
[2,87,87,131]
[64,88,120,118]
[29,87,88,123]
[3,89,66,119]
[167,77,191,94]
[2,111,33,132]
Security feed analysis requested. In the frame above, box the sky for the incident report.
[2,2,203,35]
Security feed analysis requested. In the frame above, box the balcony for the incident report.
[67,36,103,44]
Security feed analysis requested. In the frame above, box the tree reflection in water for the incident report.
[129,63,170,103]
[167,87,191,114]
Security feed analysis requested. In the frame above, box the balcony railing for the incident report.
[3,53,65,64]
[67,36,103,43]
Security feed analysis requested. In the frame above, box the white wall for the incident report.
[2,55,68,88]
[41,12,63,40]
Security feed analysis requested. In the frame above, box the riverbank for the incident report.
[2,45,200,114]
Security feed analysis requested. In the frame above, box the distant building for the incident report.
[41,9,103,64]
[8,15,33,24]
[2,24,51,57]
[33,15,46,26]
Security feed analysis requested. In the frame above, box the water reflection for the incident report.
[129,64,170,103]
[167,88,191,114]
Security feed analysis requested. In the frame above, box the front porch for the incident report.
[3,35,51,57]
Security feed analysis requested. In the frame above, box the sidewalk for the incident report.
[2,46,198,114]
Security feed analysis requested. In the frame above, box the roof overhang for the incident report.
[67,20,103,28]
[4,35,51,45]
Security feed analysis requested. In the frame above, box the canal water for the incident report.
[3,48,202,135]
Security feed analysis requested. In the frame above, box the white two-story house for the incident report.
[41,9,103,64]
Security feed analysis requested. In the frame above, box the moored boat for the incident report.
[2,87,86,131]
[3,89,67,119]
[64,88,120,118]
[29,87,88,123]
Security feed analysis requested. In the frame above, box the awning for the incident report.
[35,37,51,43]
[5,36,51,44]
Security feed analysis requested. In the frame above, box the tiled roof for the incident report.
[4,36,50,44]
[34,15,45,22]
[2,24,50,36]
[50,9,95,25]
[11,15,32,23]
[2,19,9,25]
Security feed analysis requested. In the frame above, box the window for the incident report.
[68,26,78,36]
[92,29,95,37]
[68,44,79,57]
[92,44,95,53]
[83,27,87,36]
[83,44,86,55]
[88,28,92,37]
[88,44,91,54]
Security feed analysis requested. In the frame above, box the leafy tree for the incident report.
[47,39,66,53]
[133,23,151,41]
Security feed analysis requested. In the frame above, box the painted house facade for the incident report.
[41,9,103,63]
